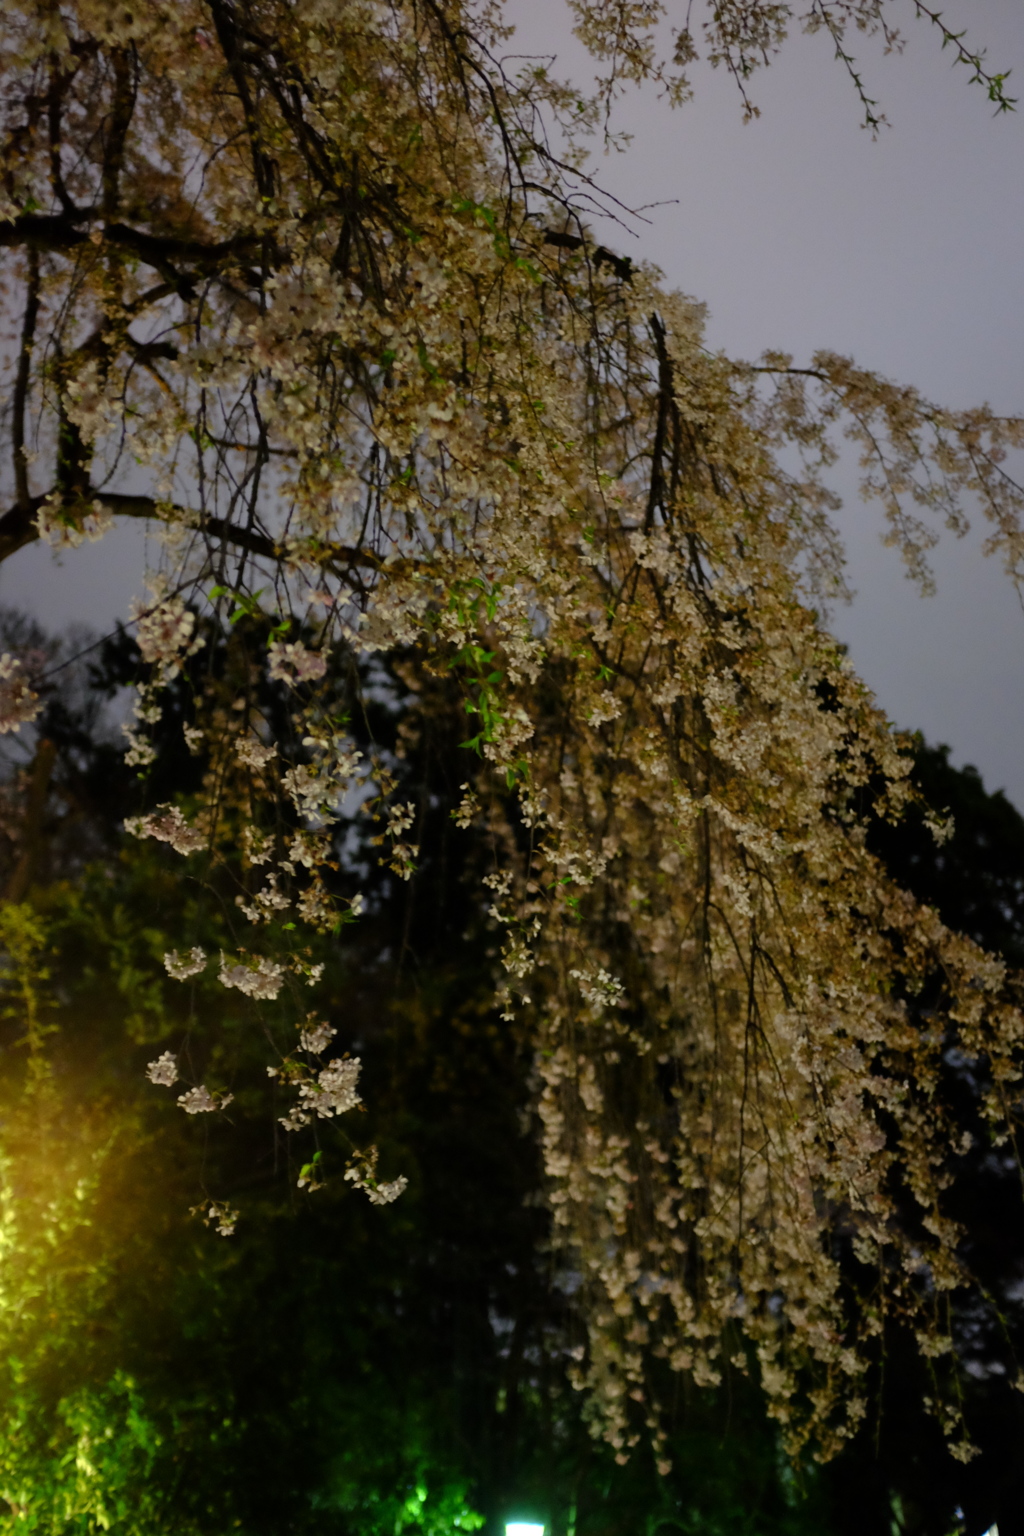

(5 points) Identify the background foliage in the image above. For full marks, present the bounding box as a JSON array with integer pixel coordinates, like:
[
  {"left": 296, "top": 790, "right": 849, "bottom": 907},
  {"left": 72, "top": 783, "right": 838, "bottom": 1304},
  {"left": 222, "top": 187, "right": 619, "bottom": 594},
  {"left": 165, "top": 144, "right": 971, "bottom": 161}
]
[{"left": 0, "top": 619, "right": 1020, "bottom": 1536}]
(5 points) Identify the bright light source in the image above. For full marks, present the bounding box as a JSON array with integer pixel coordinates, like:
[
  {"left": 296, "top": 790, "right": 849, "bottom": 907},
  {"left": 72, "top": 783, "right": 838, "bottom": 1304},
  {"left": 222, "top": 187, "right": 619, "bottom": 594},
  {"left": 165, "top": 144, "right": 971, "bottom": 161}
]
[{"left": 505, "top": 1522, "right": 544, "bottom": 1536}]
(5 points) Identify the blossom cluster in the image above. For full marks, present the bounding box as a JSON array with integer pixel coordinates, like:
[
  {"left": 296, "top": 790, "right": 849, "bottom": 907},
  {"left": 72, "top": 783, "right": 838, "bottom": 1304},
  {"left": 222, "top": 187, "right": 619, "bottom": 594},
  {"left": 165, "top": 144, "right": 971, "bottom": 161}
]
[
  {"left": 0, "top": 654, "right": 42, "bottom": 736},
  {"left": 267, "top": 640, "right": 328, "bottom": 686},
  {"left": 277, "top": 1055, "right": 362, "bottom": 1132},
  {"left": 344, "top": 1146, "right": 409, "bottom": 1206},
  {"left": 178, "top": 1084, "right": 233, "bottom": 1115},
  {"left": 164, "top": 947, "right": 207, "bottom": 981},
  {"left": 125, "top": 806, "right": 206, "bottom": 856},
  {"left": 146, "top": 1051, "right": 178, "bottom": 1087},
  {"left": 218, "top": 953, "right": 285, "bottom": 1001},
  {"left": 131, "top": 582, "right": 203, "bottom": 680}
]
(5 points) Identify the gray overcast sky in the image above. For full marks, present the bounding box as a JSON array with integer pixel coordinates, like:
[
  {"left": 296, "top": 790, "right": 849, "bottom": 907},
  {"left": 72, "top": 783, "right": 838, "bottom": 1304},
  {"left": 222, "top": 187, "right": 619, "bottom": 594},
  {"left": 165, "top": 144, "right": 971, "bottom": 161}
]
[{"left": 5, "top": 0, "right": 1023, "bottom": 802}]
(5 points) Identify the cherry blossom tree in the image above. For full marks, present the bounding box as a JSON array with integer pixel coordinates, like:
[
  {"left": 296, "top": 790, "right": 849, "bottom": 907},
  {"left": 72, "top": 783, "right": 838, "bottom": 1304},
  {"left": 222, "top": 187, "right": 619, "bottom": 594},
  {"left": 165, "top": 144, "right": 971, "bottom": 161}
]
[{"left": 1, "top": 0, "right": 1023, "bottom": 1467}]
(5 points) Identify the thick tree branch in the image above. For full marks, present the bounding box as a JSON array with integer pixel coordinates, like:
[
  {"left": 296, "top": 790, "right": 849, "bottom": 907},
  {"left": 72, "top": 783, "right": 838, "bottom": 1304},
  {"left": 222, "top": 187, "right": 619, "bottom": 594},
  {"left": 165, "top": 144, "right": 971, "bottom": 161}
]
[
  {"left": 0, "top": 213, "right": 263, "bottom": 288},
  {"left": 0, "top": 211, "right": 90, "bottom": 252},
  {"left": 47, "top": 59, "right": 79, "bottom": 218},
  {"left": 0, "top": 495, "right": 50, "bottom": 562},
  {"left": 101, "top": 48, "right": 138, "bottom": 219},
  {"left": 0, "top": 489, "right": 275, "bottom": 564},
  {"left": 12, "top": 247, "right": 40, "bottom": 512},
  {"left": 0, "top": 488, "right": 383, "bottom": 574},
  {"left": 543, "top": 229, "right": 633, "bottom": 282},
  {"left": 206, "top": 0, "right": 280, "bottom": 204}
]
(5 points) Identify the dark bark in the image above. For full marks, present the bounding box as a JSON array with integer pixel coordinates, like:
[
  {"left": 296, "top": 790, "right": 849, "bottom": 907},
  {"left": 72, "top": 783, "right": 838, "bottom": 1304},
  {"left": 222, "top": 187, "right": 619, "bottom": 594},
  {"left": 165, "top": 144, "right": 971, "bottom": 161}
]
[
  {"left": 12, "top": 248, "right": 40, "bottom": 513},
  {"left": 0, "top": 489, "right": 384, "bottom": 575}
]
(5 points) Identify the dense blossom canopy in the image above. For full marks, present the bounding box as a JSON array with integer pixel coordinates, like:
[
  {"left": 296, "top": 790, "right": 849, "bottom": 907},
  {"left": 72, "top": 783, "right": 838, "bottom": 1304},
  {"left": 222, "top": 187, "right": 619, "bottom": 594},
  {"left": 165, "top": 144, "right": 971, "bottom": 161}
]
[{"left": 1, "top": 0, "right": 1023, "bottom": 1467}]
